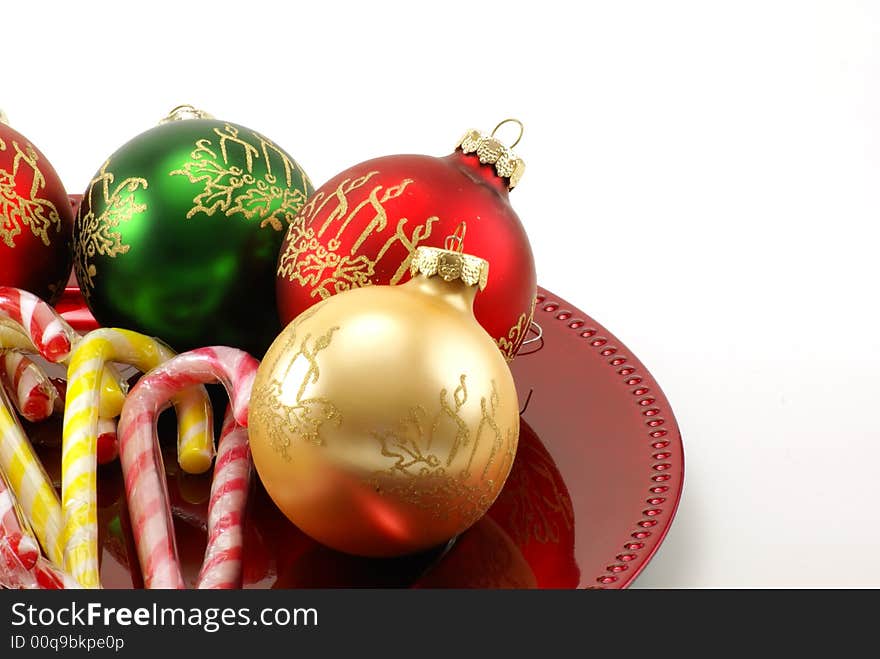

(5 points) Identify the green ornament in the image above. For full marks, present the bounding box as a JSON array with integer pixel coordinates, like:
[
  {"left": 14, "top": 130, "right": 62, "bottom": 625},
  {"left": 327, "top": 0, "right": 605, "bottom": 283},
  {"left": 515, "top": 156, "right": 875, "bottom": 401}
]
[{"left": 73, "top": 108, "right": 313, "bottom": 356}]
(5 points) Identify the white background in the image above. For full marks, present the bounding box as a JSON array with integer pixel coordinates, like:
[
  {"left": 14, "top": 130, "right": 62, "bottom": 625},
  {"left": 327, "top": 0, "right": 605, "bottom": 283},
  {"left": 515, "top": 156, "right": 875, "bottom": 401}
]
[{"left": 4, "top": 1, "right": 879, "bottom": 587}]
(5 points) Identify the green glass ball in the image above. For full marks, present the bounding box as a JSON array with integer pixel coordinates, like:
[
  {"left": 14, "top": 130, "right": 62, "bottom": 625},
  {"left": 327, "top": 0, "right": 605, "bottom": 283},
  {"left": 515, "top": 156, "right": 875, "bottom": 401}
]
[{"left": 73, "top": 119, "right": 312, "bottom": 356}]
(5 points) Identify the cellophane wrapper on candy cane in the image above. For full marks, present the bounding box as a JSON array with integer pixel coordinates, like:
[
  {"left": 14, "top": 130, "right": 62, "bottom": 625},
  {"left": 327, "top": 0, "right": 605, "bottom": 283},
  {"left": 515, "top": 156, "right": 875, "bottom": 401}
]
[
  {"left": 197, "top": 407, "right": 251, "bottom": 589},
  {"left": 0, "top": 462, "right": 73, "bottom": 589},
  {"left": 0, "top": 326, "right": 34, "bottom": 353},
  {"left": 0, "top": 286, "right": 129, "bottom": 462},
  {"left": 118, "top": 347, "right": 257, "bottom": 589},
  {"left": 0, "top": 371, "right": 64, "bottom": 565},
  {"left": 63, "top": 330, "right": 216, "bottom": 588},
  {"left": 0, "top": 465, "right": 40, "bottom": 588},
  {"left": 0, "top": 352, "right": 57, "bottom": 423}
]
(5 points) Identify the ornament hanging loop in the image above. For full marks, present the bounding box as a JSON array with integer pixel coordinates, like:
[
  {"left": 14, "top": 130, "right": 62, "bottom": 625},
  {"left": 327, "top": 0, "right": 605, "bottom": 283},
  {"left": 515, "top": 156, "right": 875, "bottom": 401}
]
[
  {"left": 516, "top": 321, "right": 544, "bottom": 358},
  {"left": 445, "top": 222, "right": 467, "bottom": 253},
  {"left": 0, "top": 109, "right": 8, "bottom": 126},
  {"left": 491, "top": 118, "right": 524, "bottom": 149},
  {"left": 159, "top": 104, "right": 215, "bottom": 124},
  {"left": 521, "top": 320, "right": 543, "bottom": 346}
]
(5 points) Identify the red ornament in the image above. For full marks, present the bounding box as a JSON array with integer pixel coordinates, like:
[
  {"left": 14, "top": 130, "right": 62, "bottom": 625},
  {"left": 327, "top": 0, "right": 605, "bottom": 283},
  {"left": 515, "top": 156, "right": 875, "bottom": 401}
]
[
  {"left": 275, "top": 121, "right": 537, "bottom": 360},
  {"left": 0, "top": 118, "right": 73, "bottom": 304}
]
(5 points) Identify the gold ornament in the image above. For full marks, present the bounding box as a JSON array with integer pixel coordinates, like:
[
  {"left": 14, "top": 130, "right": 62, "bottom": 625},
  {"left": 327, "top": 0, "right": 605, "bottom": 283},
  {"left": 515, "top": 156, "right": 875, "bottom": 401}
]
[{"left": 249, "top": 236, "right": 520, "bottom": 557}]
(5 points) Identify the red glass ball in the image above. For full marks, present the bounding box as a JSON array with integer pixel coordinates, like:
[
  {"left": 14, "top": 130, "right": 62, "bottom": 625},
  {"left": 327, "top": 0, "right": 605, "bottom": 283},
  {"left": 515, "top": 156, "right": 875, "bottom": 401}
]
[
  {"left": 0, "top": 123, "right": 73, "bottom": 304},
  {"left": 276, "top": 149, "right": 537, "bottom": 360}
]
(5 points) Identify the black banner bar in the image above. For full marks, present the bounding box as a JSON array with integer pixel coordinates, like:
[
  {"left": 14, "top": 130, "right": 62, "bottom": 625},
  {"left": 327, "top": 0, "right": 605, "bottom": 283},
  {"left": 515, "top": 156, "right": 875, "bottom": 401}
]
[{"left": 0, "top": 589, "right": 867, "bottom": 655}]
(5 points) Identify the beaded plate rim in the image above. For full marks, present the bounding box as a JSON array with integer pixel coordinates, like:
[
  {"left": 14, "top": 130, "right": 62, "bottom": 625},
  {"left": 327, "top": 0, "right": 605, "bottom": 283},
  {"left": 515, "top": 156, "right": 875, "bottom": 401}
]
[{"left": 532, "top": 286, "right": 684, "bottom": 589}]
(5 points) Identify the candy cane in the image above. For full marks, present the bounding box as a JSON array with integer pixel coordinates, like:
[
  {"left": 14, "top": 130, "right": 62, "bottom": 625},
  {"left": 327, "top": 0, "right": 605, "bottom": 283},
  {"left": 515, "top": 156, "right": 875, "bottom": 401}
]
[
  {"left": 2, "top": 554, "right": 79, "bottom": 589},
  {"left": 0, "top": 351, "right": 121, "bottom": 462},
  {"left": 0, "top": 287, "right": 127, "bottom": 419},
  {"left": 96, "top": 418, "right": 119, "bottom": 466},
  {"left": 0, "top": 538, "right": 36, "bottom": 588},
  {"left": 0, "top": 289, "right": 212, "bottom": 586},
  {"left": 196, "top": 407, "right": 251, "bottom": 589},
  {"left": 118, "top": 347, "right": 257, "bottom": 589},
  {"left": 0, "top": 290, "right": 170, "bottom": 472},
  {"left": 32, "top": 557, "right": 79, "bottom": 589},
  {"left": 43, "top": 379, "right": 119, "bottom": 467},
  {"left": 0, "top": 352, "right": 58, "bottom": 423},
  {"left": 0, "top": 289, "right": 129, "bottom": 563},
  {"left": 0, "top": 287, "right": 73, "bottom": 363},
  {"left": 62, "top": 330, "right": 215, "bottom": 588},
  {"left": 0, "top": 286, "right": 125, "bottom": 464},
  {"left": 0, "top": 374, "right": 64, "bottom": 564},
  {"left": 0, "top": 469, "right": 39, "bottom": 574}
]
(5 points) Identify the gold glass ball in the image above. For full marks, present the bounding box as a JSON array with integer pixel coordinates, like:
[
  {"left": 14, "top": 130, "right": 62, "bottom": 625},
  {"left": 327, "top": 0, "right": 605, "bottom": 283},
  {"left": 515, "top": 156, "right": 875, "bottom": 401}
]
[{"left": 248, "top": 274, "right": 520, "bottom": 557}]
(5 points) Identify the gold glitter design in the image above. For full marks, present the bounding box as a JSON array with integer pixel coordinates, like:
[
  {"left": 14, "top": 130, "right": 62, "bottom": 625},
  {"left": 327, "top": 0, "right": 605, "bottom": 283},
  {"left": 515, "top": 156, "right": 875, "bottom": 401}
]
[
  {"left": 0, "top": 138, "right": 63, "bottom": 248},
  {"left": 370, "top": 377, "right": 517, "bottom": 524},
  {"left": 169, "top": 124, "right": 310, "bottom": 231},
  {"left": 74, "top": 161, "right": 148, "bottom": 298},
  {"left": 498, "top": 313, "right": 529, "bottom": 361},
  {"left": 250, "top": 309, "right": 342, "bottom": 460},
  {"left": 277, "top": 171, "right": 439, "bottom": 299},
  {"left": 497, "top": 294, "right": 537, "bottom": 362}
]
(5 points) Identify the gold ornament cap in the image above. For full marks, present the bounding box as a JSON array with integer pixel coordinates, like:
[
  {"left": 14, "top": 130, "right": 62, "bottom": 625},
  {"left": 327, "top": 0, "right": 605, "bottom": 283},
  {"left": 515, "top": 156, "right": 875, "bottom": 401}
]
[
  {"left": 456, "top": 118, "right": 526, "bottom": 189},
  {"left": 410, "top": 224, "right": 489, "bottom": 290},
  {"left": 0, "top": 109, "right": 8, "bottom": 126},
  {"left": 159, "top": 104, "right": 215, "bottom": 124}
]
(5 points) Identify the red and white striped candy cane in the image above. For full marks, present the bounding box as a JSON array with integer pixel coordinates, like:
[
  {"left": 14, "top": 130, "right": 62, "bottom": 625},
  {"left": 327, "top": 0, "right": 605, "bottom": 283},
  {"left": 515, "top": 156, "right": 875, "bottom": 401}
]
[
  {"left": 0, "top": 368, "right": 63, "bottom": 564},
  {"left": 118, "top": 347, "right": 257, "bottom": 589},
  {"left": 0, "top": 288, "right": 124, "bottom": 564},
  {"left": 1, "top": 554, "right": 78, "bottom": 589},
  {"left": 0, "top": 351, "right": 58, "bottom": 423},
  {"left": 0, "top": 469, "right": 39, "bottom": 575},
  {"left": 0, "top": 286, "right": 127, "bottom": 415},
  {"left": 32, "top": 557, "right": 78, "bottom": 589},
  {"left": 0, "top": 285, "right": 126, "bottom": 424},
  {"left": 0, "top": 287, "right": 75, "bottom": 363},
  {"left": 0, "top": 538, "right": 35, "bottom": 588},
  {"left": 0, "top": 467, "right": 72, "bottom": 590},
  {"left": 0, "top": 286, "right": 127, "bottom": 476},
  {"left": 197, "top": 407, "right": 250, "bottom": 589}
]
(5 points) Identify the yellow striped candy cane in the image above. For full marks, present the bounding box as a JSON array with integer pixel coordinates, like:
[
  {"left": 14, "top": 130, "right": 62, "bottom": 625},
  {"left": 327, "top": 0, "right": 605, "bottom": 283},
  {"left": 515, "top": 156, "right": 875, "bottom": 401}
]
[
  {"left": 62, "top": 329, "right": 213, "bottom": 588},
  {"left": 0, "top": 293, "right": 76, "bottom": 565},
  {"left": 0, "top": 318, "right": 125, "bottom": 420},
  {"left": 0, "top": 288, "right": 127, "bottom": 570},
  {"left": 0, "top": 382, "right": 64, "bottom": 565}
]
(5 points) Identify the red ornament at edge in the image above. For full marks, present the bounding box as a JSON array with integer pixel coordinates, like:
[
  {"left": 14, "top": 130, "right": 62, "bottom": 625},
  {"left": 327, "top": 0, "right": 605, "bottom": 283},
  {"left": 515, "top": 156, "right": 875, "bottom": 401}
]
[{"left": 0, "top": 122, "right": 73, "bottom": 305}]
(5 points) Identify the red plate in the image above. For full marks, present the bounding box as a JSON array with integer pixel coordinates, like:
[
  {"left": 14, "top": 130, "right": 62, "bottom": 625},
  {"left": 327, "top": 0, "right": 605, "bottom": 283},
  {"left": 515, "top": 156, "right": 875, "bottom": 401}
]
[{"left": 37, "top": 286, "right": 682, "bottom": 589}]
